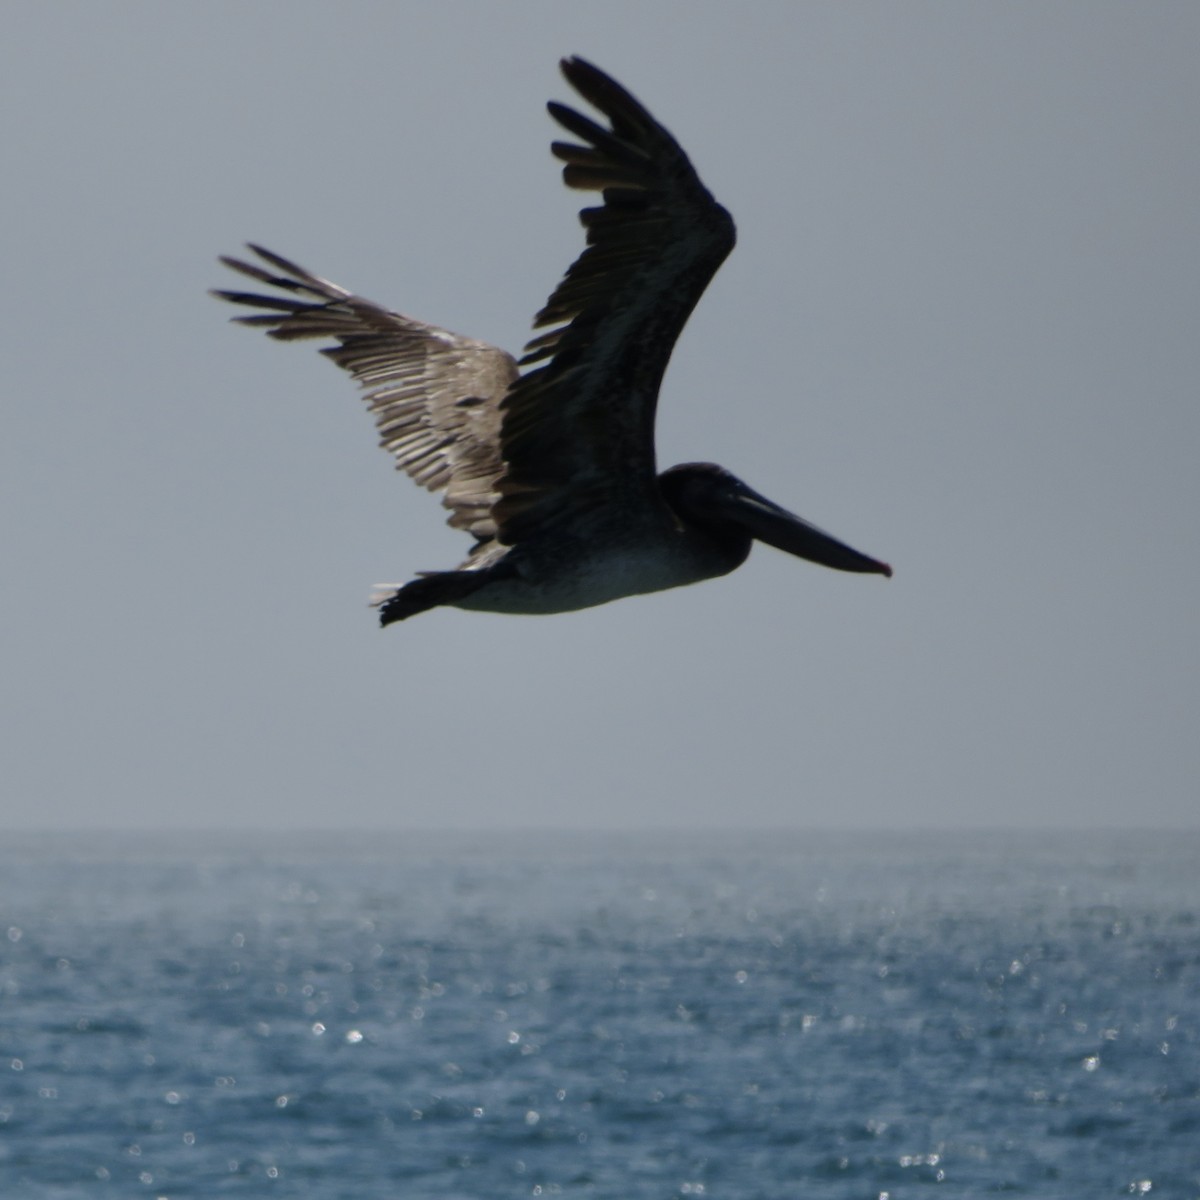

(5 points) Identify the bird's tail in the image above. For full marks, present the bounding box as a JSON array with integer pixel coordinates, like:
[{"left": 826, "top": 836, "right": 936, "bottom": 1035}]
[{"left": 371, "top": 572, "right": 490, "bottom": 626}]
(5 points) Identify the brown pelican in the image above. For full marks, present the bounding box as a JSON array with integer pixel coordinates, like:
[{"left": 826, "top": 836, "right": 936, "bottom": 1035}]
[{"left": 214, "top": 58, "right": 891, "bottom": 625}]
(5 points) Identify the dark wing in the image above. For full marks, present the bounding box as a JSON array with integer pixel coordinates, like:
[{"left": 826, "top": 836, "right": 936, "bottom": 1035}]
[
  {"left": 213, "top": 245, "right": 517, "bottom": 540},
  {"left": 492, "top": 57, "right": 736, "bottom": 544}
]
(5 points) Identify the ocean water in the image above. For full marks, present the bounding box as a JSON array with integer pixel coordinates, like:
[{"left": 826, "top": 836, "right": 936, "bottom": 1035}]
[{"left": 0, "top": 830, "right": 1197, "bottom": 1199}]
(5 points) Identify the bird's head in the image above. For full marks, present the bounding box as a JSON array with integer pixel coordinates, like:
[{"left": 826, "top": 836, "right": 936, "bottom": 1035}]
[{"left": 659, "top": 463, "right": 892, "bottom": 577}]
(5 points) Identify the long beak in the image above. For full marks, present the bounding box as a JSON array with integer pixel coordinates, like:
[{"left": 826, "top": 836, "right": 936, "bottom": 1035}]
[{"left": 720, "top": 484, "right": 892, "bottom": 577}]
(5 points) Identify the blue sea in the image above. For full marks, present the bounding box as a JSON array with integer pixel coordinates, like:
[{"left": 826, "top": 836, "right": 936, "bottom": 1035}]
[{"left": 0, "top": 830, "right": 1197, "bottom": 1199}]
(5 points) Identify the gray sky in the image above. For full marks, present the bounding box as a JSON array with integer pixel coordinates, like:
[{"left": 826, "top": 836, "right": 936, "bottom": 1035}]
[{"left": 3, "top": 2, "right": 1197, "bottom": 832}]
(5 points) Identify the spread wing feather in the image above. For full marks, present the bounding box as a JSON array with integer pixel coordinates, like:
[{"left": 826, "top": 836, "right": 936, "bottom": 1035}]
[
  {"left": 212, "top": 246, "right": 516, "bottom": 540},
  {"left": 492, "top": 57, "right": 736, "bottom": 543},
  {"left": 213, "top": 58, "right": 733, "bottom": 555}
]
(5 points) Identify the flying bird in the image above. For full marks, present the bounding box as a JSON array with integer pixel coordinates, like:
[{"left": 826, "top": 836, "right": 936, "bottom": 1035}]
[{"left": 214, "top": 57, "right": 891, "bottom": 625}]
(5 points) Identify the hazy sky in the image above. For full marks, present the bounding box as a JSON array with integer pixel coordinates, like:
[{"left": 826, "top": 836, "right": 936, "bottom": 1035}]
[{"left": 3, "top": 2, "right": 1197, "bottom": 832}]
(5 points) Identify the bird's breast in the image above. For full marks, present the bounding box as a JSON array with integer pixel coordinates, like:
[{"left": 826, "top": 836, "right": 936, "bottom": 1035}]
[{"left": 452, "top": 530, "right": 740, "bottom": 615}]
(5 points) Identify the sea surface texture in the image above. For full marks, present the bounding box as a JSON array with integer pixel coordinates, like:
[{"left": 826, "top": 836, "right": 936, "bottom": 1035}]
[{"left": 0, "top": 830, "right": 1197, "bottom": 1199}]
